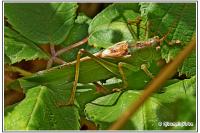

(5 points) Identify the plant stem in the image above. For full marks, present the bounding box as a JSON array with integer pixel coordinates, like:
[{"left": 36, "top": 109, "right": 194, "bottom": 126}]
[
  {"left": 55, "top": 37, "right": 88, "bottom": 56},
  {"left": 46, "top": 57, "right": 66, "bottom": 69},
  {"left": 108, "top": 35, "right": 196, "bottom": 130},
  {"left": 5, "top": 65, "right": 33, "bottom": 76},
  {"left": 54, "top": 57, "right": 66, "bottom": 64},
  {"left": 46, "top": 58, "right": 53, "bottom": 69},
  {"left": 46, "top": 45, "right": 56, "bottom": 69},
  {"left": 46, "top": 37, "right": 88, "bottom": 69}
]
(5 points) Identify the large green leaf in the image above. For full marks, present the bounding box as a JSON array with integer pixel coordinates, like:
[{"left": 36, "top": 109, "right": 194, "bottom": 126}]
[
  {"left": 4, "top": 27, "right": 49, "bottom": 64},
  {"left": 89, "top": 3, "right": 140, "bottom": 33},
  {"left": 5, "top": 3, "right": 78, "bottom": 45},
  {"left": 88, "top": 3, "right": 143, "bottom": 48},
  {"left": 85, "top": 90, "right": 172, "bottom": 130},
  {"left": 154, "top": 76, "right": 196, "bottom": 130},
  {"left": 88, "top": 22, "right": 135, "bottom": 48},
  {"left": 154, "top": 76, "right": 196, "bottom": 103},
  {"left": 178, "top": 50, "right": 196, "bottom": 77},
  {"left": 4, "top": 85, "right": 80, "bottom": 130},
  {"left": 85, "top": 76, "right": 196, "bottom": 130}
]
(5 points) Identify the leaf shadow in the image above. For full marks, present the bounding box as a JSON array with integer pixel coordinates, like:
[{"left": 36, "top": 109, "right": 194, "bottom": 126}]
[{"left": 90, "top": 91, "right": 125, "bottom": 107}]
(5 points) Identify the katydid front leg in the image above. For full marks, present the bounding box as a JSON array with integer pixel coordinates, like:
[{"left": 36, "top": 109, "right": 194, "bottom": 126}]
[
  {"left": 67, "top": 50, "right": 81, "bottom": 105},
  {"left": 57, "top": 50, "right": 82, "bottom": 106}
]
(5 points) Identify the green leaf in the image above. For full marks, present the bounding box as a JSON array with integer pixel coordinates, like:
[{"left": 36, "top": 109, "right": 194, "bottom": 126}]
[
  {"left": 178, "top": 50, "right": 196, "bottom": 77},
  {"left": 85, "top": 90, "right": 171, "bottom": 130},
  {"left": 4, "top": 27, "right": 49, "bottom": 64},
  {"left": 5, "top": 85, "right": 80, "bottom": 130},
  {"left": 88, "top": 22, "right": 135, "bottom": 48},
  {"left": 154, "top": 76, "right": 196, "bottom": 103},
  {"left": 75, "top": 12, "right": 92, "bottom": 25},
  {"left": 85, "top": 76, "right": 196, "bottom": 130},
  {"left": 76, "top": 80, "right": 130, "bottom": 117},
  {"left": 88, "top": 3, "right": 143, "bottom": 48},
  {"left": 76, "top": 84, "right": 104, "bottom": 116},
  {"left": 89, "top": 3, "right": 140, "bottom": 33},
  {"left": 4, "top": 54, "right": 11, "bottom": 64},
  {"left": 154, "top": 76, "right": 196, "bottom": 130},
  {"left": 5, "top": 3, "right": 78, "bottom": 45}
]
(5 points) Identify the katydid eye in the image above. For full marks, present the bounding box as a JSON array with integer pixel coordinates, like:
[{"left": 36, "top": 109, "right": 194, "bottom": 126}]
[{"left": 111, "top": 49, "right": 116, "bottom": 52}]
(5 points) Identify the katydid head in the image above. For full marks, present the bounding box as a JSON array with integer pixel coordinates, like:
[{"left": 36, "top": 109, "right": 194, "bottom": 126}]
[
  {"left": 146, "top": 36, "right": 161, "bottom": 47},
  {"left": 101, "top": 41, "right": 129, "bottom": 58}
]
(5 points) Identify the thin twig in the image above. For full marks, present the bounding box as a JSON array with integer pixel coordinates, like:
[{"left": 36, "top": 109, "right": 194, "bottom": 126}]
[
  {"left": 46, "top": 58, "right": 54, "bottom": 69},
  {"left": 46, "top": 45, "right": 56, "bottom": 69},
  {"left": 46, "top": 37, "right": 88, "bottom": 69},
  {"left": 50, "top": 45, "right": 56, "bottom": 56},
  {"left": 108, "top": 36, "right": 196, "bottom": 130},
  {"left": 54, "top": 57, "right": 66, "bottom": 64},
  {"left": 46, "top": 57, "right": 66, "bottom": 69},
  {"left": 55, "top": 37, "right": 88, "bottom": 56},
  {"left": 5, "top": 65, "right": 33, "bottom": 76}
]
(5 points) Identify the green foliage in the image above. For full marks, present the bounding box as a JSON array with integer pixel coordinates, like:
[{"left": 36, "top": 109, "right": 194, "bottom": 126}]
[
  {"left": 178, "top": 50, "right": 196, "bottom": 77},
  {"left": 5, "top": 85, "right": 80, "bottom": 130},
  {"left": 4, "top": 3, "right": 196, "bottom": 130},
  {"left": 89, "top": 22, "right": 135, "bottom": 48},
  {"left": 89, "top": 3, "right": 140, "bottom": 33},
  {"left": 154, "top": 76, "right": 196, "bottom": 130},
  {"left": 4, "top": 27, "right": 49, "bottom": 64},
  {"left": 5, "top": 3, "right": 78, "bottom": 45},
  {"left": 85, "top": 76, "right": 196, "bottom": 130},
  {"left": 88, "top": 3, "right": 142, "bottom": 48}
]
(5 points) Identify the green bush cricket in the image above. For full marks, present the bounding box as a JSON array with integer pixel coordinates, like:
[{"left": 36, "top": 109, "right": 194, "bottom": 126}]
[{"left": 60, "top": 30, "right": 176, "bottom": 106}]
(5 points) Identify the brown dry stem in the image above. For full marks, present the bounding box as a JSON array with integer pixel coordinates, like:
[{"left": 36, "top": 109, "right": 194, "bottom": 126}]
[{"left": 5, "top": 65, "right": 33, "bottom": 76}]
